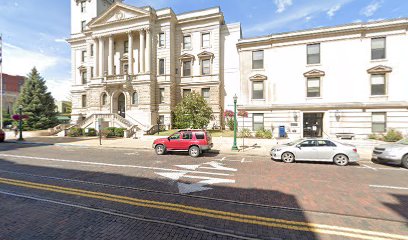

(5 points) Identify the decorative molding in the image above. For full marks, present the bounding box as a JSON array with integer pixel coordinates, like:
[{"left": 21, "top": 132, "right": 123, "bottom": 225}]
[
  {"left": 303, "top": 69, "right": 325, "bottom": 77},
  {"left": 249, "top": 74, "right": 268, "bottom": 81},
  {"left": 197, "top": 51, "right": 214, "bottom": 60},
  {"left": 179, "top": 53, "right": 195, "bottom": 63},
  {"left": 78, "top": 65, "right": 87, "bottom": 72},
  {"left": 367, "top": 65, "right": 392, "bottom": 74}
]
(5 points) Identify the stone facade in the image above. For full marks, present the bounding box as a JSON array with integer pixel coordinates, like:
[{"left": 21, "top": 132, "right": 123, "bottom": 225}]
[{"left": 68, "top": 0, "right": 241, "bottom": 131}]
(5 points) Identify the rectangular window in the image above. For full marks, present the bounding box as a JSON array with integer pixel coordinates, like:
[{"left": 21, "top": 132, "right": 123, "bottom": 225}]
[
  {"left": 372, "top": 112, "right": 386, "bottom": 133},
  {"left": 81, "top": 50, "right": 86, "bottom": 62},
  {"left": 82, "top": 95, "right": 87, "bottom": 108},
  {"left": 307, "top": 43, "right": 320, "bottom": 64},
  {"left": 91, "top": 67, "right": 94, "bottom": 78},
  {"left": 159, "top": 32, "right": 165, "bottom": 47},
  {"left": 183, "top": 89, "right": 191, "bottom": 98},
  {"left": 124, "top": 41, "right": 129, "bottom": 53},
  {"left": 372, "top": 37, "right": 386, "bottom": 60},
  {"left": 183, "top": 35, "right": 191, "bottom": 49},
  {"left": 183, "top": 61, "right": 191, "bottom": 77},
  {"left": 80, "top": 1, "right": 86, "bottom": 13},
  {"left": 159, "top": 59, "right": 165, "bottom": 75},
  {"left": 202, "top": 33, "right": 210, "bottom": 48},
  {"left": 160, "top": 88, "right": 165, "bottom": 103},
  {"left": 81, "top": 21, "right": 86, "bottom": 32},
  {"left": 90, "top": 44, "right": 94, "bottom": 56},
  {"left": 159, "top": 115, "right": 165, "bottom": 125},
  {"left": 371, "top": 74, "right": 386, "bottom": 96},
  {"left": 81, "top": 71, "right": 87, "bottom": 85},
  {"left": 252, "top": 50, "right": 264, "bottom": 69},
  {"left": 253, "top": 113, "right": 264, "bottom": 131},
  {"left": 252, "top": 81, "right": 264, "bottom": 99},
  {"left": 202, "top": 88, "right": 210, "bottom": 102},
  {"left": 201, "top": 59, "right": 210, "bottom": 75},
  {"left": 307, "top": 77, "right": 320, "bottom": 97}
]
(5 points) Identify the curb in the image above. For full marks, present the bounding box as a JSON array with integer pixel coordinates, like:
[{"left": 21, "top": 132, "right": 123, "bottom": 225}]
[{"left": 3, "top": 140, "right": 269, "bottom": 157}]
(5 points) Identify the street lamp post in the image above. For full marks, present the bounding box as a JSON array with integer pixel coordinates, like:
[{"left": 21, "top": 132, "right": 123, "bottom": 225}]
[
  {"left": 18, "top": 105, "right": 23, "bottom": 141},
  {"left": 231, "top": 94, "right": 238, "bottom": 151}
]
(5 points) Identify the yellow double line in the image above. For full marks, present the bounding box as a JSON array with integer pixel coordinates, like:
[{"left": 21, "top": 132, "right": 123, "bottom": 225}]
[{"left": 0, "top": 177, "right": 406, "bottom": 240}]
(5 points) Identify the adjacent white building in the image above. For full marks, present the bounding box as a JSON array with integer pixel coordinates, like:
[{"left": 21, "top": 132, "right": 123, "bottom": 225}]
[
  {"left": 68, "top": 0, "right": 241, "bottom": 136},
  {"left": 237, "top": 19, "right": 408, "bottom": 139}
]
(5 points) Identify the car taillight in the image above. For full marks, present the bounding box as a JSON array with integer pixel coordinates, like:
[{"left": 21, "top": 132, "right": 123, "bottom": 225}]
[{"left": 353, "top": 148, "right": 357, "bottom": 153}]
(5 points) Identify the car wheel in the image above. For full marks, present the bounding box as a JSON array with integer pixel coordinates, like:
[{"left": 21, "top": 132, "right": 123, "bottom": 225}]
[
  {"left": 189, "top": 146, "right": 200, "bottom": 158},
  {"left": 334, "top": 154, "right": 349, "bottom": 166},
  {"left": 281, "top": 152, "right": 295, "bottom": 163},
  {"left": 155, "top": 145, "right": 166, "bottom": 155},
  {"left": 402, "top": 154, "right": 408, "bottom": 169}
]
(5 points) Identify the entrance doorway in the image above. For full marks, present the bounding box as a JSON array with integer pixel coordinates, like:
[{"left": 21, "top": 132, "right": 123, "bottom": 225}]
[
  {"left": 118, "top": 93, "right": 126, "bottom": 118},
  {"left": 303, "top": 113, "right": 324, "bottom": 137}
]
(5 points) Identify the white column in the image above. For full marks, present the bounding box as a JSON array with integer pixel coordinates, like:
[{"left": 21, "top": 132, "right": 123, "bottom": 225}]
[
  {"left": 128, "top": 31, "right": 134, "bottom": 75},
  {"left": 94, "top": 38, "right": 99, "bottom": 77},
  {"left": 145, "top": 29, "right": 151, "bottom": 73},
  {"left": 139, "top": 29, "right": 145, "bottom": 73},
  {"left": 108, "top": 35, "right": 114, "bottom": 75},
  {"left": 86, "top": 42, "right": 92, "bottom": 80},
  {"left": 98, "top": 37, "right": 105, "bottom": 77}
]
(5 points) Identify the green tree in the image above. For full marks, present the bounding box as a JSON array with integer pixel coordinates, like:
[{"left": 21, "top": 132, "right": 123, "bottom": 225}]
[
  {"left": 14, "top": 67, "right": 58, "bottom": 130},
  {"left": 173, "top": 92, "right": 213, "bottom": 129}
]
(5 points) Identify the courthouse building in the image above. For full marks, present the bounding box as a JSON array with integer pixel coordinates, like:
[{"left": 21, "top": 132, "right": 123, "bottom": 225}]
[
  {"left": 1, "top": 74, "right": 25, "bottom": 114},
  {"left": 68, "top": 0, "right": 241, "bottom": 136},
  {"left": 237, "top": 18, "right": 408, "bottom": 139}
]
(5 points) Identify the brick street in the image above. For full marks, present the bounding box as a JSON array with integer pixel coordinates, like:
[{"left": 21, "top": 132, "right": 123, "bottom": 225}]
[{"left": 0, "top": 143, "right": 407, "bottom": 240}]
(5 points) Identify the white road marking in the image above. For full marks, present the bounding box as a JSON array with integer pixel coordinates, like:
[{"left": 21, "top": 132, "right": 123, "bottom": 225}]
[
  {"left": 241, "top": 158, "right": 245, "bottom": 163},
  {"left": 177, "top": 183, "right": 212, "bottom": 194},
  {"left": 175, "top": 164, "right": 201, "bottom": 171},
  {"left": 183, "top": 175, "right": 235, "bottom": 185},
  {"left": 200, "top": 162, "right": 237, "bottom": 172},
  {"left": 362, "top": 164, "right": 378, "bottom": 171},
  {"left": 369, "top": 185, "right": 408, "bottom": 191},
  {"left": 155, "top": 172, "right": 189, "bottom": 181},
  {"left": 124, "top": 153, "right": 138, "bottom": 156},
  {"left": 0, "top": 154, "right": 230, "bottom": 177}
]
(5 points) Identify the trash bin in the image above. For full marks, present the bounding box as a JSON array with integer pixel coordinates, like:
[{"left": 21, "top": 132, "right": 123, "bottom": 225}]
[{"left": 279, "top": 126, "right": 286, "bottom": 138}]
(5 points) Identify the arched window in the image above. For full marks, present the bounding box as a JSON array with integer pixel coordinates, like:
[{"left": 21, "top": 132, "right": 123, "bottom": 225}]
[
  {"left": 132, "top": 92, "right": 139, "bottom": 106},
  {"left": 102, "top": 93, "right": 108, "bottom": 106}
]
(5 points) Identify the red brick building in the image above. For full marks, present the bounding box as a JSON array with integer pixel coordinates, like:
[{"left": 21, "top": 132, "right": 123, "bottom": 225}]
[{"left": 1, "top": 73, "right": 25, "bottom": 114}]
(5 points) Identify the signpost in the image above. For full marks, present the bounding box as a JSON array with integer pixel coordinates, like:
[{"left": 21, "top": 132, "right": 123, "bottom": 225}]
[{"left": 98, "top": 118, "right": 102, "bottom": 145}]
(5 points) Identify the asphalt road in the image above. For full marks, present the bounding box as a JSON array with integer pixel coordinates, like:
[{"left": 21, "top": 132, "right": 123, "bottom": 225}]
[{"left": 0, "top": 142, "right": 407, "bottom": 240}]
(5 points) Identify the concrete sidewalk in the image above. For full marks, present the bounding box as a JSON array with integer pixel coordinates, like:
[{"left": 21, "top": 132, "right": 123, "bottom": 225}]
[{"left": 3, "top": 131, "right": 383, "bottom": 159}]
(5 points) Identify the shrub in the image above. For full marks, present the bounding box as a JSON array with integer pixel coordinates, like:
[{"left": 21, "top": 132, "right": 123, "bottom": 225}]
[
  {"left": 383, "top": 129, "right": 403, "bottom": 142},
  {"left": 103, "top": 127, "right": 117, "bottom": 138},
  {"left": 84, "top": 128, "right": 97, "bottom": 137},
  {"left": 226, "top": 118, "right": 234, "bottom": 131},
  {"left": 114, "top": 128, "right": 126, "bottom": 137},
  {"left": 255, "top": 129, "right": 273, "bottom": 139},
  {"left": 368, "top": 134, "right": 377, "bottom": 140},
  {"left": 68, "top": 127, "right": 83, "bottom": 137},
  {"left": 240, "top": 128, "right": 252, "bottom": 138}
]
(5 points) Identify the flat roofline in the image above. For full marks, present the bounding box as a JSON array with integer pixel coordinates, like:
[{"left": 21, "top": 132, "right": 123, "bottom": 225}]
[
  {"left": 176, "top": 6, "right": 221, "bottom": 17},
  {"left": 240, "top": 17, "right": 408, "bottom": 43}
]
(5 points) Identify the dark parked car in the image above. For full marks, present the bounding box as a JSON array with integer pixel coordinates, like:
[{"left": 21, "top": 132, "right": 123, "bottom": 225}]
[
  {"left": 0, "top": 129, "right": 5, "bottom": 142},
  {"left": 153, "top": 130, "right": 213, "bottom": 157}
]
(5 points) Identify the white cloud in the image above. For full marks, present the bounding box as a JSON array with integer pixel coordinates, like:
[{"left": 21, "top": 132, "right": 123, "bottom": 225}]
[
  {"left": 327, "top": 4, "right": 341, "bottom": 17},
  {"left": 360, "top": 0, "right": 383, "bottom": 17},
  {"left": 2, "top": 43, "right": 59, "bottom": 76},
  {"left": 54, "top": 38, "right": 67, "bottom": 43},
  {"left": 246, "top": 0, "right": 355, "bottom": 35},
  {"left": 46, "top": 78, "right": 71, "bottom": 101},
  {"left": 305, "top": 16, "right": 312, "bottom": 22},
  {"left": 274, "top": 0, "right": 293, "bottom": 13}
]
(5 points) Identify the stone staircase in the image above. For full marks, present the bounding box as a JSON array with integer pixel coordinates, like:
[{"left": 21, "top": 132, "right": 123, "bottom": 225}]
[{"left": 70, "top": 113, "right": 147, "bottom": 138}]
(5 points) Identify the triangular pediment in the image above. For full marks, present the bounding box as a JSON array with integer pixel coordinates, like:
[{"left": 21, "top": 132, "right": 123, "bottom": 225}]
[
  {"left": 249, "top": 74, "right": 267, "bottom": 81},
  {"left": 89, "top": 3, "right": 150, "bottom": 27},
  {"left": 303, "top": 69, "right": 325, "bottom": 77},
  {"left": 179, "top": 53, "right": 195, "bottom": 61},
  {"left": 367, "top": 65, "right": 392, "bottom": 74},
  {"left": 197, "top": 51, "right": 215, "bottom": 59}
]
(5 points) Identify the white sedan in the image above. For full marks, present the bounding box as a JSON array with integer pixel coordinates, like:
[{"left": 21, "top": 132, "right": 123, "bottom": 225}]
[{"left": 270, "top": 138, "right": 360, "bottom": 166}]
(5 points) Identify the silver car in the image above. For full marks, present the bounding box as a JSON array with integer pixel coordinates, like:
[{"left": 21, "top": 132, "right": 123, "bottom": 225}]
[
  {"left": 270, "top": 138, "right": 359, "bottom": 166},
  {"left": 372, "top": 139, "right": 408, "bottom": 168}
]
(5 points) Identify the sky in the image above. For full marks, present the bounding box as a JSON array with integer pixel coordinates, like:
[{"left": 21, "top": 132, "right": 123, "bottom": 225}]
[{"left": 0, "top": 0, "right": 407, "bottom": 101}]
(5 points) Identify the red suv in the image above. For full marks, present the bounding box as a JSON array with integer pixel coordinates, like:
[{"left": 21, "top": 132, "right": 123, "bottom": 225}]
[
  {"left": 0, "top": 129, "right": 5, "bottom": 142},
  {"left": 153, "top": 130, "right": 213, "bottom": 157}
]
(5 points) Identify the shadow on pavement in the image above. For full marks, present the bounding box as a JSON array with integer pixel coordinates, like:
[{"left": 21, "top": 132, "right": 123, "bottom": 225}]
[{"left": 0, "top": 157, "right": 317, "bottom": 240}]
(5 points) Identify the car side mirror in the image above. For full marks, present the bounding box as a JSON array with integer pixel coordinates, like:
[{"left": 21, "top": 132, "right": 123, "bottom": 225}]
[
  {"left": 167, "top": 137, "right": 171, "bottom": 141},
  {"left": 296, "top": 145, "right": 301, "bottom": 149}
]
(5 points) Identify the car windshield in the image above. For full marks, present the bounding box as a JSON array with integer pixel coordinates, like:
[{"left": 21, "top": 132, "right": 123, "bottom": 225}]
[
  {"left": 396, "top": 139, "right": 408, "bottom": 145},
  {"left": 285, "top": 139, "right": 303, "bottom": 146}
]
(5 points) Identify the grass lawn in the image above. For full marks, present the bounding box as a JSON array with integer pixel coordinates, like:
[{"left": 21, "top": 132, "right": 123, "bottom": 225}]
[{"left": 153, "top": 129, "right": 235, "bottom": 137}]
